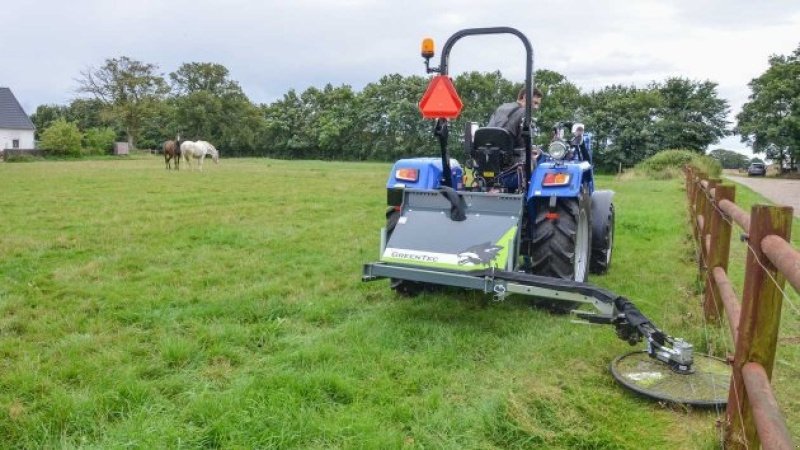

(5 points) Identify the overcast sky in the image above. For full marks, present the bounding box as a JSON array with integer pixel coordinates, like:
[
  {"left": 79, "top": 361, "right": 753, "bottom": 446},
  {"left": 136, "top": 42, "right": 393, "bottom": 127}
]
[{"left": 2, "top": 0, "right": 799, "bottom": 155}]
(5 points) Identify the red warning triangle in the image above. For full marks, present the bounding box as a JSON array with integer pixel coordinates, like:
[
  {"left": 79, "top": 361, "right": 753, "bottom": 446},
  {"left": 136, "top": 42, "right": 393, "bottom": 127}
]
[{"left": 419, "top": 75, "right": 463, "bottom": 119}]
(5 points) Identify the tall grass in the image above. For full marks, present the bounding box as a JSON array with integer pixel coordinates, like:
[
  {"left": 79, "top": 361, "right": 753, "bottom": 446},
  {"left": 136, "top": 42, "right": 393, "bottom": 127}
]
[
  {"left": 635, "top": 149, "right": 722, "bottom": 179},
  {"left": 0, "top": 157, "right": 796, "bottom": 448}
]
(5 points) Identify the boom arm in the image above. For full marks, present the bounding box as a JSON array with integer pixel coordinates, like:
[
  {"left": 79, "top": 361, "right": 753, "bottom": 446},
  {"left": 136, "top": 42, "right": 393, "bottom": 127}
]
[{"left": 363, "top": 261, "right": 695, "bottom": 373}]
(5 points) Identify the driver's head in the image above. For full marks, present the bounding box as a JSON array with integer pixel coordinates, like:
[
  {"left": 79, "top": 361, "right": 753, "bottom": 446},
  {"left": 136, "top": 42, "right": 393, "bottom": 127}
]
[
  {"left": 517, "top": 87, "right": 543, "bottom": 110},
  {"left": 572, "top": 123, "right": 584, "bottom": 135}
]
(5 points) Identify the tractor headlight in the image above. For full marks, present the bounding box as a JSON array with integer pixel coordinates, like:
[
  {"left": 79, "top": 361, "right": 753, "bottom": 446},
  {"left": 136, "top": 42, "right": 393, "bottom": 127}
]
[{"left": 548, "top": 141, "right": 568, "bottom": 160}]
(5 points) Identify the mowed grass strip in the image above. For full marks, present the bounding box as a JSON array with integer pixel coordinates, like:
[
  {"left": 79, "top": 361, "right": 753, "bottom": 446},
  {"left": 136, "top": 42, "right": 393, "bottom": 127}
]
[{"left": 0, "top": 157, "right": 795, "bottom": 448}]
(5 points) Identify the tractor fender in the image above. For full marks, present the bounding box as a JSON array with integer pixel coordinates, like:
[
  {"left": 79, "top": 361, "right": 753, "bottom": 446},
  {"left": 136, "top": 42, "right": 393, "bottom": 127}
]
[
  {"left": 527, "top": 161, "right": 592, "bottom": 200},
  {"left": 590, "top": 190, "right": 615, "bottom": 245},
  {"left": 386, "top": 158, "right": 464, "bottom": 207},
  {"left": 386, "top": 157, "right": 463, "bottom": 190}
]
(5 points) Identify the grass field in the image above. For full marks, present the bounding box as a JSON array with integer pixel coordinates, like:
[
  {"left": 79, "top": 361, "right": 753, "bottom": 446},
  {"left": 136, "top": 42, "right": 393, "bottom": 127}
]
[{"left": 0, "top": 157, "right": 797, "bottom": 449}]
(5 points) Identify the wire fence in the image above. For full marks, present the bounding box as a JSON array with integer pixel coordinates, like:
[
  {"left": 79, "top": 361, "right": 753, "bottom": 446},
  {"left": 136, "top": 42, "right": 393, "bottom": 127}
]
[{"left": 685, "top": 166, "right": 797, "bottom": 450}]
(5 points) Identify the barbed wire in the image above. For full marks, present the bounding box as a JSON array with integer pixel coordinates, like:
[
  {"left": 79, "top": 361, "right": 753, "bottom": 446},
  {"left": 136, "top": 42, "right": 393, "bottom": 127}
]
[
  {"left": 696, "top": 233, "right": 744, "bottom": 448},
  {"left": 743, "top": 243, "right": 800, "bottom": 316},
  {"left": 687, "top": 174, "right": 798, "bottom": 446},
  {"left": 704, "top": 191, "right": 800, "bottom": 318},
  {"left": 688, "top": 176, "right": 800, "bottom": 448}
]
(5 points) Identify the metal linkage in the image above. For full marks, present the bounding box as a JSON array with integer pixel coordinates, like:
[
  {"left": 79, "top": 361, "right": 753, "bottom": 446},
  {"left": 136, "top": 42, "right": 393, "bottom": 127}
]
[
  {"left": 609, "top": 297, "right": 694, "bottom": 373},
  {"left": 363, "top": 262, "right": 695, "bottom": 372}
]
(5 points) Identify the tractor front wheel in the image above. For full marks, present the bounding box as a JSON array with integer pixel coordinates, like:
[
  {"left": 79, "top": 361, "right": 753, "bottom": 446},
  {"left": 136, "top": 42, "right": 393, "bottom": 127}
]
[{"left": 590, "top": 202, "right": 614, "bottom": 274}]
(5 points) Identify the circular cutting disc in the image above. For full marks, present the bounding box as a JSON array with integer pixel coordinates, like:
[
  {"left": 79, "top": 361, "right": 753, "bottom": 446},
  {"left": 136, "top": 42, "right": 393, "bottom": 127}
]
[{"left": 610, "top": 351, "right": 731, "bottom": 407}]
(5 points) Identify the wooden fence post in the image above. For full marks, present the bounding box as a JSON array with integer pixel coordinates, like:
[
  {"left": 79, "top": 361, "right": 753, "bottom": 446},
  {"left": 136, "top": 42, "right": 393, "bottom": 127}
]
[
  {"left": 725, "top": 205, "right": 793, "bottom": 449},
  {"left": 703, "top": 184, "right": 735, "bottom": 322},
  {"left": 693, "top": 172, "right": 707, "bottom": 263},
  {"left": 700, "top": 179, "right": 720, "bottom": 264}
]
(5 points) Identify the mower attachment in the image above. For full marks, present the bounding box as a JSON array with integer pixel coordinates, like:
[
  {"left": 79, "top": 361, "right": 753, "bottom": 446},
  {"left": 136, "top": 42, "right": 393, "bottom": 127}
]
[{"left": 380, "top": 188, "right": 523, "bottom": 272}]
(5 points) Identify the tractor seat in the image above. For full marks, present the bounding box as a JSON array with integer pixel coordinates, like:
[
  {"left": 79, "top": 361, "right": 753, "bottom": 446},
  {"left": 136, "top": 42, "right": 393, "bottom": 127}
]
[
  {"left": 472, "top": 127, "right": 514, "bottom": 153},
  {"left": 470, "top": 127, "right": 516, "bottom": 177}
]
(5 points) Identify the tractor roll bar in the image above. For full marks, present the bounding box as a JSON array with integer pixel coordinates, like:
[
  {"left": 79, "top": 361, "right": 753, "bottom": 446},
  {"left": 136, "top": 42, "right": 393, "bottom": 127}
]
[{"left": 438, "top": 27, "right": 535, "bottom": 186}]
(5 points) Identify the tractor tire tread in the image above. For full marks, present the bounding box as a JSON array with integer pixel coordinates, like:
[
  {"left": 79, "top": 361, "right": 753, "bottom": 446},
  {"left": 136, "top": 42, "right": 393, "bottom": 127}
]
[{"left": 589, "top": 204, "right": 614, "bottom": 275}]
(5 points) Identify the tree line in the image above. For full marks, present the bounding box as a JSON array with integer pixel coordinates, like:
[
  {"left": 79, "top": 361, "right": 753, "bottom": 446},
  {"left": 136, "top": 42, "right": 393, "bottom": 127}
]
[
  {"left": 736, "top": 44, "right": 800, "bottom": 171},
  {"left": 29, "top": 43, "right": 799, "bottom": 171}
]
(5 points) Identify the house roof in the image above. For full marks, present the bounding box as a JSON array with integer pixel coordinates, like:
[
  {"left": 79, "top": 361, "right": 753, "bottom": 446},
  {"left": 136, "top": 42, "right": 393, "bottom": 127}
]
[{"left": 0, "top": 87, "right": 36, "bottom": 130}]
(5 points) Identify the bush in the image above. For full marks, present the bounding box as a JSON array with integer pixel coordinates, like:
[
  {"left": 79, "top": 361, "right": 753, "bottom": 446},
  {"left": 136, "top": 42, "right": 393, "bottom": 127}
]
[
  {"left": 83, "top": 127, "right": 117, "bottom": 155},
  {"left": 39, "top": 118, "right": 83, "bottom": 157},
  {"left": 635, "top": 149, "right": 721, "bottom": 179},
  {"left": 3, "top": 153, "right": 42, "bottom": 163}
]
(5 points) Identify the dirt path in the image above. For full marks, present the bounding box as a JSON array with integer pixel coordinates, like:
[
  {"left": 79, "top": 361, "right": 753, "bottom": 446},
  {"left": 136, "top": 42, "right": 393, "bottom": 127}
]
[{"left": 725, "top": 174, "right": 800, "bottom": 217}]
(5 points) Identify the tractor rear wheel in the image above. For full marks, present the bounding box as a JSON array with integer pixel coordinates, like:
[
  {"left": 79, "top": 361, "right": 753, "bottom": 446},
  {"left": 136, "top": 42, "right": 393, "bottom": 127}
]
[
  {"left": 530, "top": 195, "right": 591, "bottom": 312},
  {"left": 386, "top": 209, "right": 424, "bottom": 297}
]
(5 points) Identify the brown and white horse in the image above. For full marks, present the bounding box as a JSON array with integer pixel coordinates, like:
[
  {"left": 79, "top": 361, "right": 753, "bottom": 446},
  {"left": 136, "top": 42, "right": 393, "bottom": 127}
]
[{"left": 163, "top": 140, "right": 181, "bottom": 170}]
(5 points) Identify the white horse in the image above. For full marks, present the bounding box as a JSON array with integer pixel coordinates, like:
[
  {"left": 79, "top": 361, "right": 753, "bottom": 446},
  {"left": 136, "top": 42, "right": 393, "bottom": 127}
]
[{"left": 180, "top": 140, "right": 219, "bottom": 171}]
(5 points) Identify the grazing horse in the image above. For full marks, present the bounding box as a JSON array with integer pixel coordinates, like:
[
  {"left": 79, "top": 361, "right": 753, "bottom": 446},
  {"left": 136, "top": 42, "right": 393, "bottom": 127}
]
[
  {"left": 163, "top": 140, "right": 181, "bottom": 170},
  {"left": 180, "top": 140, "right": 219, "bottom": 171}
]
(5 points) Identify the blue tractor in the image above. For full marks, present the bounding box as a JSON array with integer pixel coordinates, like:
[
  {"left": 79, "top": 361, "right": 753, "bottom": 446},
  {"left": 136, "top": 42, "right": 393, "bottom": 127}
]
[
  {"left": 362, "top": 27, "right": 731, "bottom": 406},
  {"left": 371, "top": 27, "right": 614, "bottom": 310}
]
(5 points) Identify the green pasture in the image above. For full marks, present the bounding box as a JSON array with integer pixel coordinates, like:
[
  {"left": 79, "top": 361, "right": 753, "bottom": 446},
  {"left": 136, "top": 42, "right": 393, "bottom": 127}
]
[{"left": 0, "top": 157, "right": 797, "bottom": 449}]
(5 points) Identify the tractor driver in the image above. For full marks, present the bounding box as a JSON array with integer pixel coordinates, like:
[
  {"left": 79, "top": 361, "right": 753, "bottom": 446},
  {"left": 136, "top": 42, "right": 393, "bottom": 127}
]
[
  {"left": 487, "top": 87, "right": 543, "bottom": 149},
  {"left": 486, "top": 87, "right": 543, "bottom": 192}
]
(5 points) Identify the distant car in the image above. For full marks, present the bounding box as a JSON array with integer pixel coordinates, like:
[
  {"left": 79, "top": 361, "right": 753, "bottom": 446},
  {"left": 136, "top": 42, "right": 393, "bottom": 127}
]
[{"left": 747, "top": 162, "right": 767, "bottom": 176}]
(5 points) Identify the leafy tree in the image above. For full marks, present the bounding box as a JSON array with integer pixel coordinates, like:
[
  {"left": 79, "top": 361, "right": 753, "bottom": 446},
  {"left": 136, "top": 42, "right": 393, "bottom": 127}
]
[
  {"left": 170, "top": 62, "right": 242, "bottom": 96},
  {"left": 652, "top": 78, "right": 729, "bottom": 152},
  {"left": 262, "top": 89, "right": 307, "bottom": 157},
  {"left": 454, "top": 71, "right": 518, "bottom": 122},
  {"left": 65, "top": 98, "right": 108, "bottom": 132},
  {"left": 173, "top": 90, "right": 222, "bottom": 140},
  {"left": 736, "top": 43, "right": 800, "bottom": 171},
  {"left": 136, "top": 100, "right": 178, "bottom": 150},
  {"left": 708, "top": 148, "right": 749, "bottom": 169},
  {"left": 357, "top": 74, "right": 433, "bottom": 160},
  {"left": 269, "top": 83, "right": 366, "bottom": 160},
  {"left": 310, "top": 84, "right": 360, "bottom": 159},
  {"left": 30, "top": 104, "right": 68, "bottom": 139},
  {"left": 170, "top": 62, "right": 264, "bottom": 155},
  {"left": 77, "top": 56, "right": 170, "bottom": 149},
  {"left": 533, "top": 69, "right": 587, "bottom": 144},
  {"left": 585, "top": 85, "right": 661, "bottom": 171},
  {"left": 218, "top": 98, "right": 265, "bottom": 156},
  {"left": 39, "top": 118, "right": 83, "bottom": 156},
  {"left": 31, "top": 100, "right": 112, "bottom": 141},
  {"left": 83, "top": 127, "right": 117, "bottom": 155},
  {"left": 446, "top": 71, "right": 519, "bottom": 157}
]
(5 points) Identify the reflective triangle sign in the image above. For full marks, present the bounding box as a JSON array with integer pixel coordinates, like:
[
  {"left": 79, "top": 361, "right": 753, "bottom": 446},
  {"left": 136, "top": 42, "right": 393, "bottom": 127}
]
[{"left": 419, "top": 75, "right": 463, "bottom": 119}]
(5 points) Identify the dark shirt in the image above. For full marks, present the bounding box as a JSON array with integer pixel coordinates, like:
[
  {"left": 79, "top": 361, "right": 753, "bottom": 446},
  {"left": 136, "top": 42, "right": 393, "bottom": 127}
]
[{"left": 488, "top": 101, "right": 525, "bottom": 148}]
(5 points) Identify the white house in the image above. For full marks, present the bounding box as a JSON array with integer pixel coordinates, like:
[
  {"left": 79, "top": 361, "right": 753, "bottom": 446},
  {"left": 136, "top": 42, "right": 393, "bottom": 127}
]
[{"left": 0, "top": 87, "right": 36, "bottom": 150}]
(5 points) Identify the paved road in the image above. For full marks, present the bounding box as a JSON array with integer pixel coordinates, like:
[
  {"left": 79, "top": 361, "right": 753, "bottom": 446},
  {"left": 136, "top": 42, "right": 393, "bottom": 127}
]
[{"left": 725, "top": 175, "right": 800, "bottom": 217}]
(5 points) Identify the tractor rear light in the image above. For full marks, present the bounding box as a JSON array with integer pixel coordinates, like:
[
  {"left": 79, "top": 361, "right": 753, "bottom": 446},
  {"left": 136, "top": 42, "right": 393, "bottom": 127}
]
[
  {"left": 542, "top": 172, "right": 570, "bottom": 186},
  {"left": 545, "top": 212, "right": 560, "bottom": 220},
  {"left": 395, "top": 168, "right": 419, "bottom": 182}
]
